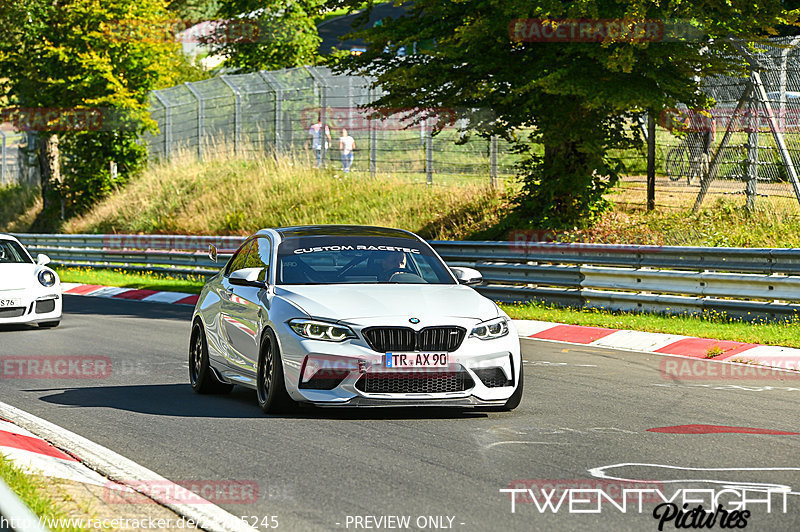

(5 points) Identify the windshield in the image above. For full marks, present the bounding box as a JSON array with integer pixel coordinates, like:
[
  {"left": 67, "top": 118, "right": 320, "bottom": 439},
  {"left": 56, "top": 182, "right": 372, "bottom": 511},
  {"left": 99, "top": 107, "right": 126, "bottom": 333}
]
[
  {"left": 0, "top": 240, "right": 32, "bottom": 264},
  {"left": 276, "top": 235, "right": 456, "bottom": 285}
]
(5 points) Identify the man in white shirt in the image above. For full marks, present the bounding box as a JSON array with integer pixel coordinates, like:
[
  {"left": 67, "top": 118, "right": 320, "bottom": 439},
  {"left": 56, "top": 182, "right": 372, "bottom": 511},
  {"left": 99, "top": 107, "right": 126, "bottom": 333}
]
[
  {"left": 339, "top": 128, "right": 356, "bottom": 172},
  {"left": 306, "top": 115, "right": 331, "bottom": 167}
]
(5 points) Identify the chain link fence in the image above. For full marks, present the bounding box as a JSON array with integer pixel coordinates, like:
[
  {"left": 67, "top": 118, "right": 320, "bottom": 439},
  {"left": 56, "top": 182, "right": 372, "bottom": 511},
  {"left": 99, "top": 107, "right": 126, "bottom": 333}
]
[
  {"left": 618, "top": 36, "right": 800, "bottom": 211},
  {"left": 0, "top": 130, "right": 38, "bottom": 187},
  {"left": 145, "top": 65, "right": 517, "bottom": 186}
]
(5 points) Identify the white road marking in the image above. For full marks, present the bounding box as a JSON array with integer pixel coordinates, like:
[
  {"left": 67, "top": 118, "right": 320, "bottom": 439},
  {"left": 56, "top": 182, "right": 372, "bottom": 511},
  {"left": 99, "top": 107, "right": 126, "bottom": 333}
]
[{"left": 483, "top": 441, "right": 573, "bottom": 449}]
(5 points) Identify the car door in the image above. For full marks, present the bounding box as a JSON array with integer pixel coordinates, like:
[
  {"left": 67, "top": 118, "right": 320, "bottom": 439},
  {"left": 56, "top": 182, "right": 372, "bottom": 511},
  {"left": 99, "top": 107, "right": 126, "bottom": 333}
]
[
  {"left": 222, "top": 236, "right": 272, "bottom": 379},
  {"left": 218, "top": 239, "right": 254, "bottom": 374}
]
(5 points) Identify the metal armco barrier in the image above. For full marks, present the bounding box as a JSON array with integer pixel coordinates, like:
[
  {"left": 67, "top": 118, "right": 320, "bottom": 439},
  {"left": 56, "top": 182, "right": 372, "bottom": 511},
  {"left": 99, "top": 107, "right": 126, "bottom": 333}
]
[
  {"left": 431, "top": 240, "right": 800, "bottom": 319},
  {"left": 13, "top": 234, "right": 244, "bottom": 277},
  {"left": 12, "top": 234, "right": 800, "bottom": 320}
]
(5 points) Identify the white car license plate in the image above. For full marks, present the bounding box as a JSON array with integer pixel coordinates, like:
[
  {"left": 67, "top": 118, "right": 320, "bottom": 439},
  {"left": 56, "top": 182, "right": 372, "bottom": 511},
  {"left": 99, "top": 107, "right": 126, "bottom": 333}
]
[
  {"left": 0, "top": 299, "right": 21, "bottom": 308},
  {"left": 385, "top": 352, "right": 448, "bottom": 368}
]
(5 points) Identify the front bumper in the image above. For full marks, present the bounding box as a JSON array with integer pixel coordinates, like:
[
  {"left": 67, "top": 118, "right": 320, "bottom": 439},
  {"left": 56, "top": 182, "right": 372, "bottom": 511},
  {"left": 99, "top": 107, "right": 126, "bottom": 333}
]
[
  {"left": 316, "top": 396, "right": 507, "bottom": 408},
  {"left": 278, "top": 320, "right": 521, "bottom": 407},
  {"left": 0, "top": 290, "right": 62, "bottom": 325}
]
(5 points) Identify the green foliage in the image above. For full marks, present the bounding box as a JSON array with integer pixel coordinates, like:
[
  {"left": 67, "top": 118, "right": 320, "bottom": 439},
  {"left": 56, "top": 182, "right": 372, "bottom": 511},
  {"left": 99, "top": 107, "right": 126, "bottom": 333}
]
[
  {"left": 213, "top": 0, "right": 324, "bottom": 72},
  {"left": 60, "top": 132, "right": 149, "bottom": 214},
  {"left": 0, "top": 0, "right": 190, "bottom": 221},
  {"left": 167, "top": 0, "right": 221, "bottom": 21},
  {"left": 330, "top": 0, "right": 798, "bottom": 229}
]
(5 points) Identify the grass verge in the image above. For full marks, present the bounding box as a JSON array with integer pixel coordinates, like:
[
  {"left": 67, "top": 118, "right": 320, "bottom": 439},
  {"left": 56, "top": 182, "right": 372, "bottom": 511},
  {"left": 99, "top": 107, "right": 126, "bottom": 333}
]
[
  {"left": 502, "top": 301, "right": 800, "bottom": 348},
  {"left": 62, "top": 151, "right": 507, "bottom": 241},
  {"left": 0, "top": 455, "right": 88, "bottom": 532},
  {"left": 0, "top": 184, "right": 41, "bottom": 232},
  {"left": 57, "top": 267, "right": 205, "bottom": 294}
]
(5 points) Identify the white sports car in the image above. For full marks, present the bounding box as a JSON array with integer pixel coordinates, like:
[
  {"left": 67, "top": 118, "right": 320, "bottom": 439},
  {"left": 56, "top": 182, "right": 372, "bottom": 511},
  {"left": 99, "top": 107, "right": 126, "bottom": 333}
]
[
  {"left": 190, "top": 225, "right": 523, "bottom": 412},
  {"left": 0, "top": 234, "right": 62, "bottom": 328}
]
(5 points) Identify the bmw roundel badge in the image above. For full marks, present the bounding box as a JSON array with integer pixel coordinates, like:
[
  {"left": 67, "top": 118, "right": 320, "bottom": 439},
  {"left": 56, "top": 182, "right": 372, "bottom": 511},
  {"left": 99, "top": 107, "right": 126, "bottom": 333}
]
[{"left": 409, "top": 317, "right": 420, "bottom": 324}]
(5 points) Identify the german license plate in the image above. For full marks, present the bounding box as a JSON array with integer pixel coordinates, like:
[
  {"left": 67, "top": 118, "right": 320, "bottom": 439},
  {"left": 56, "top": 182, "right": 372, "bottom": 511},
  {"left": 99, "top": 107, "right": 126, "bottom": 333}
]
[
  {"left": 0, "top": 299, "right": 21, "bottom": 308},
  {"left": 385, "top": 352, "right": 448, "bottom": 368}
]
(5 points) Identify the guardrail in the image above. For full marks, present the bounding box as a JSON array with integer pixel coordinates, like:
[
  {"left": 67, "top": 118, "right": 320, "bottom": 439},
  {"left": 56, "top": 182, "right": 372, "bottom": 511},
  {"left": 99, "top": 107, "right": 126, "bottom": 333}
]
[
  {"left": 13, "top": 233, "right": 800, "bottom": 320},
  {"left": 14, "top": 234, "right": 242, "bottom": 277}
]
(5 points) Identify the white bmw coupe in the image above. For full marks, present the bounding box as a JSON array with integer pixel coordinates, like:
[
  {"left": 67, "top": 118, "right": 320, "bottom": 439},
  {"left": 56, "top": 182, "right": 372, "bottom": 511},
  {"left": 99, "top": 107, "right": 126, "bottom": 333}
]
[
  {"left": 190, "top": 225, "right": 523, "bottom": 412},
  {"left": 0, "top": 234, "right": 61, "bottom": 328}
]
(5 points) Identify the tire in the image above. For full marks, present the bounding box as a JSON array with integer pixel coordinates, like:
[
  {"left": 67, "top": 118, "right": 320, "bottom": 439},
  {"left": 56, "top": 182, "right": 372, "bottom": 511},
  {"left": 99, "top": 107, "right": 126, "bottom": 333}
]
[
  {"left": 256, "top": 329, "right": 296, "bottom": 414},
  {"left": 501, "top": 366, "right": 524, "bottom": 411},
  {"left": 189, "top": 321, "right": 233, "bottom": 394},
  {"left": 38, "top": 321, "right": 60, "bottom": 328}
]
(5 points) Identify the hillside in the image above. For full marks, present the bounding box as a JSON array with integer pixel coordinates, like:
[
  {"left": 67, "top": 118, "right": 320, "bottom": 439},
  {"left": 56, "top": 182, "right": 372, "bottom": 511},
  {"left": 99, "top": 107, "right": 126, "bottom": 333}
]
[{"left": 60, "top": 153, "right": 506, "bottom": 240}]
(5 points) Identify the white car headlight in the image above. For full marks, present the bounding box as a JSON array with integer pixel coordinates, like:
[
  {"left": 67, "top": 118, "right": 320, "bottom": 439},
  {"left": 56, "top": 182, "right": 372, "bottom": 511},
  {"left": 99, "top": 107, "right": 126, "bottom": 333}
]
[
  {"left": 470, "top": 317, "right": 509, "bottom": 340},
  {"left": 289, "top": 319, "right": 356, "bottom": 342},
  {"left": 38, "top": 270, "right": 56, "bottom": 287}
]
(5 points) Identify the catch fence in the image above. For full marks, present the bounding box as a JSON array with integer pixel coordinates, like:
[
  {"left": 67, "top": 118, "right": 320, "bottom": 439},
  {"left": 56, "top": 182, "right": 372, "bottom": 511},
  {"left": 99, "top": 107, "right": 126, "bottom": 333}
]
[
  {"left": 146, "top": 66, "right": 516, "bottom": 186},
  {"left": 619, "top": 36, "right": 800, "bottom": 211}
]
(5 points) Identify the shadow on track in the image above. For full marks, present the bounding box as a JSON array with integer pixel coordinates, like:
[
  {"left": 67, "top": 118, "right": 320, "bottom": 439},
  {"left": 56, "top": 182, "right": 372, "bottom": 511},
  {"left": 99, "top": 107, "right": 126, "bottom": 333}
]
[
  {"left": 0, "top": 324, "right": 40, "bottom": 332},
  {"left": 33, "top": 383, "right": 488, "bottom": 420},
  {"left": 63, "top": 295, "right": 194, "bottom": 321}
]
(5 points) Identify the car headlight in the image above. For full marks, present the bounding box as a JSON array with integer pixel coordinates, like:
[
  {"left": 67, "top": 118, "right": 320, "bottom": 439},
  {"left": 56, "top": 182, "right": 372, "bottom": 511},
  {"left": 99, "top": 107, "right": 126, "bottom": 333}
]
[
  {"left": 38, "top": 270, "right": 56, "bottom": 287},
  {"left": 471, "top": 317, "right": 509, "bottom": 340},
  {"left": 289, "top": 319, "right": 356, "bottom": 342}
]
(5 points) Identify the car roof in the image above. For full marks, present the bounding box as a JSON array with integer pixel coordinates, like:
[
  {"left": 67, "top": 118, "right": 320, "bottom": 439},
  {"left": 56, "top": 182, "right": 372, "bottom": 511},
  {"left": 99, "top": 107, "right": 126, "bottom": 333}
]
[
  {"left": 0, "top": 233, "right": 21, "bottom": 243},
  {"left": 271, "top": 225, "right": 419, "bottom": 240}
]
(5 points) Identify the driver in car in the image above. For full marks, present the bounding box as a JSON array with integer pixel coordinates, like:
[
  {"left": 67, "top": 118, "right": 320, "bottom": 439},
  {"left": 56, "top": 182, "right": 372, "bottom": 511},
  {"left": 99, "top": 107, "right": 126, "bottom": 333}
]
[{"left": 376, "top": 251, "right": 407, "bottom": 282}]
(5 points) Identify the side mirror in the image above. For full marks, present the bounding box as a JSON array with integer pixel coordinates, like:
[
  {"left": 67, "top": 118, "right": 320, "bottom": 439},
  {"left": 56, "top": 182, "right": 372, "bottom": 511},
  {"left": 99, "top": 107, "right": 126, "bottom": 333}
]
[
  {"left": 228, "top": 267, "right": 267, "bottom": 288},
  {"left": 209, "top": 244, "right": 218, "bottom": 264},
  {"left": 451, "top": 266, "right": 482, "bottom": 286},
  {"left": 37, "top": 254, "right": 51, "bottom": 266}
]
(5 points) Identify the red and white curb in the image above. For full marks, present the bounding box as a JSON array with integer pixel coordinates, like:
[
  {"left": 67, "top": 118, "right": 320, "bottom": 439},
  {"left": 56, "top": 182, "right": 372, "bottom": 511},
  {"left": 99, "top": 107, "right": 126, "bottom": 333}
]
[
  {"left": 0, "top": 418, "right": 108, "bottom": 486},
  {"left": 61, "top": 283, "right": 199, "bottom": 306},
  {"left": 59, "top": 283, "right": 800, "bottom": 373},
  {"left": 0, "top": 402, "right": 256, "bottom": 532},
  {"left": 513, "top": 319, "right": 800, "bottom": 372}
]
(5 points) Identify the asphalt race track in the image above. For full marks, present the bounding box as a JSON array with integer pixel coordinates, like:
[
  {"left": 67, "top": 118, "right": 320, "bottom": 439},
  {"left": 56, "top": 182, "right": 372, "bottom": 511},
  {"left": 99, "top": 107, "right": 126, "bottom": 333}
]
[{"left": 2, "top": 295, "right": 800, "bottom": 531}]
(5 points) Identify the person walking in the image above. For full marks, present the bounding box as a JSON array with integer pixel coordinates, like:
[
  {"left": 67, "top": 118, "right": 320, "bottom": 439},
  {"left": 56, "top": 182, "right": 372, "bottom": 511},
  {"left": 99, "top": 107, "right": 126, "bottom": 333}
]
[
  {"left": 306, "top": 115, "right": 331, "bottom": 168},
  {"left": 339, "top": 128, "right": 355, "bottom": 172}
]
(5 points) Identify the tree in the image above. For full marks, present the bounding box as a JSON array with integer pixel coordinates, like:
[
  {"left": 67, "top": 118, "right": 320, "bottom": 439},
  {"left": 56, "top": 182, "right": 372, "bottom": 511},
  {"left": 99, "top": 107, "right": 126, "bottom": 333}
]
[
  {"left": 167, "top": 0, "right": 220, "bottom": 21},
  {"left": 329, "top": 0, "right": 797, "bottom": 230},
  {"left": 212, "top": 0, "right": 323, "bottom": 72},
  {"left": 0, "top": 0, "right": 187, "bottom": 226}
]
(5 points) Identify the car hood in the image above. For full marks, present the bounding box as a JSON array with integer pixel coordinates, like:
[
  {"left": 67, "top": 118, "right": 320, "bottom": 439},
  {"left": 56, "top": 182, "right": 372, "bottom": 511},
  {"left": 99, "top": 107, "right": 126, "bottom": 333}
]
[
  {"left": 0, "top": 263, "right": 37, "bottom": 291},
  {"left": 275, "top": 284, "right": 499, "bottom": 322}
]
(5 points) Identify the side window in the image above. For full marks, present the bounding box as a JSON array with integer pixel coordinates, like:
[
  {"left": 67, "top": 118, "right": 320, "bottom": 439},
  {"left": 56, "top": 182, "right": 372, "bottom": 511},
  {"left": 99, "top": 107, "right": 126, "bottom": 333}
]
[
  {"left": 255, "top": 238, "right": 271, "bottom": 281},
  {"left": 226, "top": 240, "right": 254, "bottom": 276},
  {"left": 241, "top": 237, "right": 272, "bottom": 282}
]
